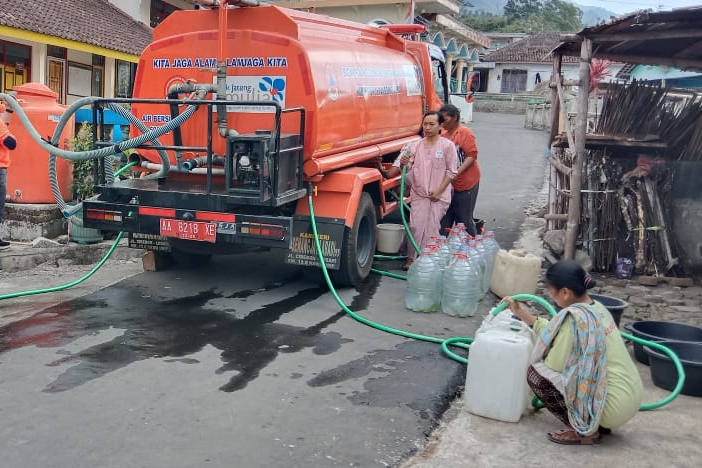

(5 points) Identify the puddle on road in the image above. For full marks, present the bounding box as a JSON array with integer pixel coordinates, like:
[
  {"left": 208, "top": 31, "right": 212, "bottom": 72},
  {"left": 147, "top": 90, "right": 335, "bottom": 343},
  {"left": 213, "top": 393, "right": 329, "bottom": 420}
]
[{"left": 0, "top": 273, "right": 381, "bottom": 393}]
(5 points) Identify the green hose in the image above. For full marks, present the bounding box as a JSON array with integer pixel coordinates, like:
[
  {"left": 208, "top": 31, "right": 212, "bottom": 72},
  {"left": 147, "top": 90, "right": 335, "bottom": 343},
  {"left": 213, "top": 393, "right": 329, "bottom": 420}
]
[
  {"left": 399, "top": 166, "right": 420, "bottom": 255},
  {"left": 0, "top": 232, "right": 125, "bottom": 300},
  {"left": 0, "top": 163, "right": 136, "bottom": 302},
  {"left": 370, "top": 268, "right": 407, "bottom": 280},
  {"left": 113, "top": 160, "right": 138, "bottom": 177},
  {"left": 373, "top": 254, "right": 407, "bottom": 260},
  {"left": 308, "top": 194, "right": 468, "bottom": 352}
]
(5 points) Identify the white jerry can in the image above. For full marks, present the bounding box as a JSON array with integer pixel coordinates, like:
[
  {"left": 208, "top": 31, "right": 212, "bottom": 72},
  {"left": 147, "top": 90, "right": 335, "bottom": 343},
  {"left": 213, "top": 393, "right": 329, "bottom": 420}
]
[{"left": 465, "top": 311, "right": 536, "bottom": 422}]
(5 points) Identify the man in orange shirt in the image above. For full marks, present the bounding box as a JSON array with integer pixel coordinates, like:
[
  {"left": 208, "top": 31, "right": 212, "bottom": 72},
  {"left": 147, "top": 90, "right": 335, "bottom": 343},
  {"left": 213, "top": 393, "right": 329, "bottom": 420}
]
[
  {"left": 0, "top": 102, "right": 17, "bottom": 249},
  {"left": 438, "top": 104, "right": 480, "bottom": 236}
]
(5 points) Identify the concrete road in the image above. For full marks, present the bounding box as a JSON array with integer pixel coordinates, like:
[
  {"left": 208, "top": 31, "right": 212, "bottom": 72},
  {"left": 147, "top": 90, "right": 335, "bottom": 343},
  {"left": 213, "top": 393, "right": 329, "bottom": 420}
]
[{"left": 0, "top": 113, "right": 548, "bottom": 468}]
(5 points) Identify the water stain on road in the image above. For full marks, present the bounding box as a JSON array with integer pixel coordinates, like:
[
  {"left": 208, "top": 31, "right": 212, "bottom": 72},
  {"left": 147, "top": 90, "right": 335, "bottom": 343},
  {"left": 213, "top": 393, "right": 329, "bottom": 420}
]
[
  {"left": 308, "top": 340, "right": 465, "bottom": 418},
  {"left": 0, "top": 272, "right": 381, "bottom": 393}
]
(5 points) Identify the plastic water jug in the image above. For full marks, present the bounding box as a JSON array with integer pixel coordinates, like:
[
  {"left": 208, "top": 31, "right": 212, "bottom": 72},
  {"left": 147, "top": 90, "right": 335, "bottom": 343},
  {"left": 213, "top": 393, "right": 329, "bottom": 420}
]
[
  {"left": 464, "top": 241, "right": 488, "bottom": 297},
  {"left": 436, "top": 237, "right": 452, "bottom": 271},
  {"left": 446, "top": 228, "right": 463, "bottom": 253},
  {"left": 474, "top": 236, "right": 491, "bottom": 294},
  {"left": 489, "top": 249, "right": 542, "bottom": 297},
  {"left": 426, "top": 243, "right": 441, "bottom": 266},
  {"left": 405, "top": 248, "right": 442, "bottom": 313},
  {"left": 441, "top": 254, "right": 480, "bottom": 317},
  {"left": 482, "top": 231, "right": 501, "bottom": 285},
  {"left": 465, "top": 310, "right": 535, "bottom": 422}
]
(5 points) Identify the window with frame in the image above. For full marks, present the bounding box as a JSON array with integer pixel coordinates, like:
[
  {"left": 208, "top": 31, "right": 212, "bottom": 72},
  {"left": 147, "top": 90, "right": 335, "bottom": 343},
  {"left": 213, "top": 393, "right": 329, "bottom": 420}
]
[
  {"left": 151, "top": 0, "right": 180, "bottom": 27},
  {"left": 115, "top": 60, "right": 138, "bottom": 98},
  {"left": 47, "top": 46, "right": 67, "bottom": 102},
  {"left": 92, "top": 54, "right": 105, "bottom": 96},
  {"left": 67, "top": 54, "right": 105, "bottom": 101},
  {"left": 0, "top": 40, "right": 32, "bottom": 94}
]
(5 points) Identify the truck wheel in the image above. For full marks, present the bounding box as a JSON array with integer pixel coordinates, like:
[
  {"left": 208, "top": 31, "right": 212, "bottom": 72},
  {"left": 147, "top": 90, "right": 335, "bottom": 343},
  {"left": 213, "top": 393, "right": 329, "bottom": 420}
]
[{"left": 331, "top": 192, "right": 376, "bottom": 287}]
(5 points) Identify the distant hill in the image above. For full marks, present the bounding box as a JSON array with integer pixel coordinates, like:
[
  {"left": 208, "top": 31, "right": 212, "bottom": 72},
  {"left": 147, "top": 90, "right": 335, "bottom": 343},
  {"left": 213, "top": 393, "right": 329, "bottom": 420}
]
[
  {"left": 579, "top": 5, "right": 618, "bottom": 26},
  {"left": 460, "top": 1, "right": 618, "bottom": 27}
]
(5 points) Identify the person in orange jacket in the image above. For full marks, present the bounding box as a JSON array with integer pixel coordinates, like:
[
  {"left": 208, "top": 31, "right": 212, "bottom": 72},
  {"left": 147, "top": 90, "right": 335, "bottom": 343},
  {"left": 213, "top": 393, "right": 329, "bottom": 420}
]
[{"left": 0, "top": 101, "right": 17, "bottom": 249}]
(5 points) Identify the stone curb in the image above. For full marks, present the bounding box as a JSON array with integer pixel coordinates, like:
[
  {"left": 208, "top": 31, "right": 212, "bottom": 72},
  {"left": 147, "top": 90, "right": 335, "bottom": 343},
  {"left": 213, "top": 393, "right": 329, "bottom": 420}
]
[{"left": 0, "top": 238, "right": 144, "bottom": 273}]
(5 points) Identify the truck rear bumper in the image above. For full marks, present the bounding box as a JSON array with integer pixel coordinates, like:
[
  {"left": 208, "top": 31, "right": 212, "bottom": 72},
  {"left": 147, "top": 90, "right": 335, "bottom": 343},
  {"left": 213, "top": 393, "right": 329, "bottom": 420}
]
[
  {"left": 82, "top": 200, "right": 347, "bottom": 270},
  {"left": 82, "top": 199, "right": 293, "bottom": 250}
]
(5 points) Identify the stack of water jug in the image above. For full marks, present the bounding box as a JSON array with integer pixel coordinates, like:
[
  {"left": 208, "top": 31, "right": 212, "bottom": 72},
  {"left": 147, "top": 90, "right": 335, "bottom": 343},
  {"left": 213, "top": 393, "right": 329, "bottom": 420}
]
[{"left": 405, "top": 223, "right": 500, "bottom": 316}]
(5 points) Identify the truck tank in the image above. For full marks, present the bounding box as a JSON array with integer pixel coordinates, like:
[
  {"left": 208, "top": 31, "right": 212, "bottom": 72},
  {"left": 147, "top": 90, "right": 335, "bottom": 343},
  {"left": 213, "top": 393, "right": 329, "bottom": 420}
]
[{"left": 131, "top": 6, "right": 431, "bottom": 175}]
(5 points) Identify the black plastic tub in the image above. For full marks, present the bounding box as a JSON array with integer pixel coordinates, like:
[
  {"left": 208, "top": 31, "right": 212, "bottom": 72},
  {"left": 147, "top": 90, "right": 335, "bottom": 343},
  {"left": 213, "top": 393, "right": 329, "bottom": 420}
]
[
  {"left": 590, "top": 294, "right": 627, "bottom": 328},
  {"left": 624, "top": 321, "right": 702, "bottom": 365},
  {"left": 644, "top": 341, "right": 702, "bottom": 397}
]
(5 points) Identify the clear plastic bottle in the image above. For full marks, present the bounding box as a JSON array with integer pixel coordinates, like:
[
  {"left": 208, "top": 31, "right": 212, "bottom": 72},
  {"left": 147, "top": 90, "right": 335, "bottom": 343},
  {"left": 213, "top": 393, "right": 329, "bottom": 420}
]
[
  {"left": 474, "top": 235, "right": 491, "bottom": 293},
  {"left": 465, "top": 240, "right": 488, "bottom": 298},
  {"left": 405, "top": 248, "right": 442, "bottom": 313},
  {"left": 447, "top": 228, "right": 463, "bottom": 254},
  {"left": 441, "top": 253, "right": 480, "bottom": 317},
  {"left": 482, "top": 231, "right": 501, "bottom": 289},
  {"left": 436, "top": 237, "right": 452, "bottom": 272},
  {"left": 454, "top": 222, "right": 467, "bottom": 237}
]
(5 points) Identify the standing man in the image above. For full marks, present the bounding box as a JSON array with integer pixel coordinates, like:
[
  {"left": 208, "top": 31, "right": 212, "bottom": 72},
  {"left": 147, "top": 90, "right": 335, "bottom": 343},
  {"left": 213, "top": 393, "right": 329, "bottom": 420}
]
[
  {"left": 399, "top": 111, "right": 457, "bottom": 270},
  {"left": 0, "top": 102, "right": 17, "bottom": 249},
  {"left": 438, "top": 104, "right": 481, "bottom": 236}
]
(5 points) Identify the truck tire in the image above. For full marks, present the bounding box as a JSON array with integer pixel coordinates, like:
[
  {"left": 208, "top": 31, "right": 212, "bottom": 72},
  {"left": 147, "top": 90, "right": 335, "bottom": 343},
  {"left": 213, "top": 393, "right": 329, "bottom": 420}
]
[{"left": 331, "top": 192, "right": 376, "bottom": 287}]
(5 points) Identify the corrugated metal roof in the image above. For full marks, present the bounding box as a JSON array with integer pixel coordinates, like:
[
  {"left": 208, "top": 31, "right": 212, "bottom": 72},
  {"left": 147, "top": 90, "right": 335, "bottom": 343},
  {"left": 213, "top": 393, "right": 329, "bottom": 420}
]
[
  {"left": 0, "top": 0, "right": 152, "bottom": 56},
  {"left": 554, "top": 7, "right": 702, "bottom": 71}
]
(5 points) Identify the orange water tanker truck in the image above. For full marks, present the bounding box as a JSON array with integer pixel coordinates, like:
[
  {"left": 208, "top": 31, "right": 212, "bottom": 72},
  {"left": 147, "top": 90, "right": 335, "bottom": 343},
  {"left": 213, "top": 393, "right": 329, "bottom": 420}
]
[{"left": 82, "top": 2, "right": 449, "bottom": 285}]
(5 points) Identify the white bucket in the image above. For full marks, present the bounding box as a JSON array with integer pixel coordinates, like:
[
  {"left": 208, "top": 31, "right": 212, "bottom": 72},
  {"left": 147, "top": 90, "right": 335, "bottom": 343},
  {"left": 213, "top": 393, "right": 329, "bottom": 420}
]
[{"left": 376, "top": 223, "right": 406, "bottom": 254}]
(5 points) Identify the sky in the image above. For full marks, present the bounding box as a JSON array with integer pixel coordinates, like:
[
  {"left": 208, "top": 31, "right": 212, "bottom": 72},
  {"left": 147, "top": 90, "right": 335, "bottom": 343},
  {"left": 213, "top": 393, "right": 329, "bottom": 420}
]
[{"left": 574, "top": 0, "right": 702, "bottom": 15}]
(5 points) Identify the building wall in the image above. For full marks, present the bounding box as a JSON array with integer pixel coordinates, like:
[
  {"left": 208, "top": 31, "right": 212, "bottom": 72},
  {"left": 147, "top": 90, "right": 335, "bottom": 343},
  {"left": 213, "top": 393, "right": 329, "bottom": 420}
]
[
  {"left": 109, "top": 0, "right": 149, "bottom": 23},
  {"left": 485, "top": 63, "right": 623, "bottom": 94},
  {"left": 109, "top": 0, "right": 194, "bottom": 25}
]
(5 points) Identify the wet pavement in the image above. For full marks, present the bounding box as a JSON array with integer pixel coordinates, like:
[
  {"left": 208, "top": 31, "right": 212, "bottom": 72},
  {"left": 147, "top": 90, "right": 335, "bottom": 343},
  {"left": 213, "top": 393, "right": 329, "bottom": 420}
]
[
  {"left": 9, "top": 112, "right": 694, "bottom": 467},
  {"left": 0, "top": 252, "right": 476, "bottom": 467}
]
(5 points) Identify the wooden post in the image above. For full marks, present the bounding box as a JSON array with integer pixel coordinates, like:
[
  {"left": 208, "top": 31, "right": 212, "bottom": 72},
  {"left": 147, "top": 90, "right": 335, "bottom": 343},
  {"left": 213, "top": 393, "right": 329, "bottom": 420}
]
[
  {"left": 547, "top": 53, "right": 563, "bottom": 231},
  {"left": 548, "top": 53, "right": 562, "bottom": 145},
  {"left": 564, "top": 38, "right": 591, "bottom": 260}
]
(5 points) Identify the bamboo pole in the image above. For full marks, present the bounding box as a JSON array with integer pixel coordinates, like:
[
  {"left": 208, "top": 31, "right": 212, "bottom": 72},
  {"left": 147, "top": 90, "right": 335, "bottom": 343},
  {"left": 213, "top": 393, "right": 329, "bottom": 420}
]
[{"left": 564, "top": 38, "right": 591, "bottom": 260}]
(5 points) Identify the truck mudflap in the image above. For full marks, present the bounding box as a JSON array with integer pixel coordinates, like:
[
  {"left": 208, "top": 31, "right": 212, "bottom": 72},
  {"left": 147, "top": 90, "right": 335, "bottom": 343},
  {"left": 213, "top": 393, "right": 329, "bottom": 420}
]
[{"left": 285, "top": 215, "right": 346, "bottom": 270}]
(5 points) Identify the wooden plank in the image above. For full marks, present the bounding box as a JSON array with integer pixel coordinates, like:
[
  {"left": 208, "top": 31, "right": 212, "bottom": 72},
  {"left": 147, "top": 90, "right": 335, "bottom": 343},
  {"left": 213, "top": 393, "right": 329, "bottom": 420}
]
[
  {"left": 553, "top": 134, "right": 668, "bottom": 150},
  {"left": 556, "top": 76, "right": 576, "bottom": 152}
]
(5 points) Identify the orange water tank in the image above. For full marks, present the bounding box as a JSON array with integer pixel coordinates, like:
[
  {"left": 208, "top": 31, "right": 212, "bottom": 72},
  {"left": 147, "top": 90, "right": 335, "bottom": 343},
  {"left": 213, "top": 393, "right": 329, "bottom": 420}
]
[
  {"left": 132, "top": 6, "right": 436, "bottom": 168},
  {"left": 7, "top": 83, "right": 74, "bottom": 203}
]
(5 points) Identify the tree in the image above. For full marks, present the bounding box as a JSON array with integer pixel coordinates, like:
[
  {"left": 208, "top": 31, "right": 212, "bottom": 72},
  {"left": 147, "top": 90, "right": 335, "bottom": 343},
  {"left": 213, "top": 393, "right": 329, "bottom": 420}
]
[
  {"left": 503, "top": 0, "right": 543, "bottom": 22},
  {"left": 462, "top": 13, "right": 509, "bottom": 32},
  {"left": 541, "top": 0, "right": 583, "bottom": 31},
  {"left": 463, "top": 0, "right": 582, "bottom": 33}
]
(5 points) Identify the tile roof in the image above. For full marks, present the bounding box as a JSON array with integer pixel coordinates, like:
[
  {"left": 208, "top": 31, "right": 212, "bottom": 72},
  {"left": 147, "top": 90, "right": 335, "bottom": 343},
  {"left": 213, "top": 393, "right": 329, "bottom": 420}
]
[
  {"left": 482, "top": 32, "right": 577, "bottom": 64},
  {"left": 0, "top": 0, "right": 152, "bottom": 56}
]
